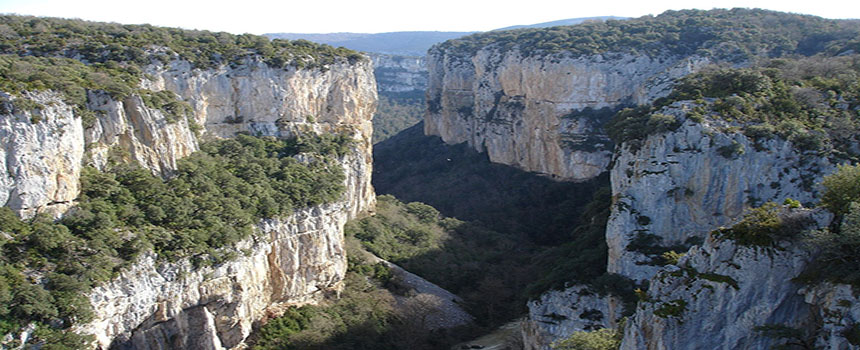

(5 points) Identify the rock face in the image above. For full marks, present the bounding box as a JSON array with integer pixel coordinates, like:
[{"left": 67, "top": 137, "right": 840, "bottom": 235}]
[
  {"left": 0, "top": 56, "right": 376, "bottom": 349},
  {"left": 0, "top": 91, "right": 85, "bottom": 218},
  {"left": 607, "top": 108, "right": 832, "bottom": 281},
  {"left": 522, "top": 285, "right": 622, "bottom": 350},
  {"left": 802, "top": 283, "right": 860, "bottom": 349},
  {"left": 142, "top": 57, "right": 377, "bottom": 217},
  {"left": 522, "top": 107, "right": 841, "bottom": 349},
  {"left": 368, "top": 53, "right": 427, "bottom": 94},
  {"left": 621, "top": 234, "right": 814, "bottom": 350},
  {"left": 82, "top": 204, "right": 350, "bottom": 350},
  {"left": 424, "top": 47, "right": 710, "bottom": 181}
]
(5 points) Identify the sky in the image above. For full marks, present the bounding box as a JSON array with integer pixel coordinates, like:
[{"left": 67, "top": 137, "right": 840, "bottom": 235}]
[{"left": 0, "top": 0, "right": 857, "bottom": 34}]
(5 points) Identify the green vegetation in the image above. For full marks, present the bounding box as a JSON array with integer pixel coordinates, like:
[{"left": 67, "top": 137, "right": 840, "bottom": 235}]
[
  {"left": 0, "top": 134, "right": 348, "bottom": 346},
  {"left": 552, "top": 326, "right": 622, "bottom": 350},
  {"left": 346, "top": 195, "right": 528, "bottom": 326},
  {"left": 716, "top": 202, "right": 814, "bottom": 247},
  {"left": 819, "top": 164, "right": 860, "bottom": 217},
  {"left": 0, "top": 15, "right": 364, "bottom": 70},
  {"left": 139, "top": 90, "right": 192, "bottom": 122},
  {"left": 436, "top": 9, "right": 860, "bottom": 59},
  {"left": 653, "top": 299, "right": 688, "bottom": 319},
  {"left": 372, "top": 92, "right": 425, "bottom": 143},
  {"left": 625, "top": 232, "right": 701, "bottom": 266},
  {"left": 0, "top": 55, "right": 138, "bottom": 111},
  {"left": 802, "top": 202, "right": 860, "bottom": 286},
  {"left": 606, "top": 55, "right": 860, "bottom": 159},
  {"left": 250, "top": 239, "right": 465, "bottom": 350}
]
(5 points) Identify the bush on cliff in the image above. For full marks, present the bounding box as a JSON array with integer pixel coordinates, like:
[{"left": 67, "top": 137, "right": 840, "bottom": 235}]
[
  {"left": 0, "top": 133, "right": 348, "bottom": 347},
  {"left": 606, "top": 55, "right": 860, "bottom": 161},
  {"left": 801, "top": 164, "right": 860, "bottom": 286}
]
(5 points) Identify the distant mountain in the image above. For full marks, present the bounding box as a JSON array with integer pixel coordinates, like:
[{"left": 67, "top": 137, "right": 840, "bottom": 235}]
[
  {"left": 492, "top": 16, "right": 628, "bottom": 31},
  {"left": 265, "top": 17, "right": 628, "bottom": 56},
  {"left": 264, "top": 31, "right": 474, "bottom": 56}
]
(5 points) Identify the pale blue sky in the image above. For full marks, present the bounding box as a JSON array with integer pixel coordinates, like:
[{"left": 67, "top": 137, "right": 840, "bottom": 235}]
[{"left": 0, "top": 0, "right": 857, "bottom": 34}]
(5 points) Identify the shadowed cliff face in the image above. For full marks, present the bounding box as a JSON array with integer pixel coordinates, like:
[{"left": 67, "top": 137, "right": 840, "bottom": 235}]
[{"left": 1, "top": 56, "right": 377, "bottom": 349}]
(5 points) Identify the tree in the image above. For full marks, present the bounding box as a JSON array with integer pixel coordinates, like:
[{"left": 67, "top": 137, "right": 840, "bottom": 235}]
[{"left": 820, "top": 164, "right": 860, "bottom": 217}]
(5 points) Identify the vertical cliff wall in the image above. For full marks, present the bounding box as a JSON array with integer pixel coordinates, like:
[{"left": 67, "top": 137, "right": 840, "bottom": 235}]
[
  {"left": 607, "top": 107, "right": 832, "bottom": 281},
  {"left": 424, "top": 47, "right": 709, "bottom": 181},
  {"left": 368, "top": 53, "right": 428, "bottom": 94},
  {"left": 0, "top": 56, "right": 377, "bottom": 349},
  {"left": 522, "top": 106, "right": 843, "bottom": 349}
]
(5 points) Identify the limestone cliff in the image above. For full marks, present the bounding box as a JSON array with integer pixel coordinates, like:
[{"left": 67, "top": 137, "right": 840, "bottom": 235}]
[
  {"left": 368, "top": 53, "right": 427, "bottom": 94},
  {"left": 0, "top": 55, "right": 376, "bottom": 349},
  {"left": 1, "top": 57, "right": 376, "bottom": 219},
  {"left": 522, "top": 285, "right": 623, "bottom": 350},
  {"left": 621, "top": 233, "right": 814, "bottom": 350},
  {"left": 607, "top": 106, "right": 832, "bottom": 281},
  {"left": 82, "top": 203, "right": 350, "bottom": 349},
  {"left": 0, "top": 91, "right": 85, "bottom": 218},
  {"left": 424, "top": 47, "right": 710, "bottom": 181},
  {"left": 522, "top": 107, "right": 842, "bottom": 349}
]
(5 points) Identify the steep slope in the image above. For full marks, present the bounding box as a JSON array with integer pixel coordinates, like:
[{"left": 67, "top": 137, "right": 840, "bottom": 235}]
[
  {"left": 525, "top": 55, "right": 860, "bottom": 349},
  {"left": 425, "top": 8, "right": 860, "bottom": 182},
  {"left": 0, "top": 16, "right": 376, "bottom": 349}
]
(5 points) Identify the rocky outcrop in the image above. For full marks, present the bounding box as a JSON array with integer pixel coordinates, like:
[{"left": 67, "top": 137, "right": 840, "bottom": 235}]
[
  {"left": 522, "top": 285, "right": 623, "bottom": 350},
  {"left": 424, "top": 47, "right": 710, "bottom": 181},
  {"left": 522, "top": 106, "right": 839, "bottom": 348},
  {"left": 802, "top": 283, "right": 860, "bottom": 349},
  {"left": 84, "top": 91, "right": 200, "bottom": 177},
  {"left": 142, "top": 57, "right": 377, "bottom": 216},
  {"left": 0, "top": 91, "right": 85, "bottom": 218},
  {"left": 1, "top": 56, "right": 376, "bottom": 349},
  {"left": 368, "top": 53, "right": 427, "bottom": 94},
  {"left": 1, "top": 57, "right": 376, "bottom": 219},
  {"left": 81, "top": 203, "right": 349, "bottom": 349},
  {"left": 621, "top": 233, "right": 814, "bottom": 350},
  {"left": 607, "top": 106, "right": 832, "bottom": 281}
]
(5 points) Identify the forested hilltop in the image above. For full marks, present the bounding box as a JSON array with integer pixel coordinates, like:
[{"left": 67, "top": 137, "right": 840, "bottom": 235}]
[
  {"left": 0, "top": 15, "right": 363, "bottom": 69},
  {"left": 437, "top": 8, "right": 860, "bottom": 59}
]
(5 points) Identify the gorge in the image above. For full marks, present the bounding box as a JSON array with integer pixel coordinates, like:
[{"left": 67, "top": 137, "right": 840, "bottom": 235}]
[{"left": 3, "top": 7, "right": 860, "bottom": 350}]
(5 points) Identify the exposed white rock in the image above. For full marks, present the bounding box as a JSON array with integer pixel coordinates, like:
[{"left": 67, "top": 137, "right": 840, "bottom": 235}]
[
  {"left": 0, "top": 91, "right": 84, "bottom": 218},
  {"left": 621, "top": 233, "right": 814, "bottom": 350},
  {"left": 425, "top": 47, "right": 711, "bottom": 181},
  {"left": 81, "top": 203, "right": 349, "bottom": 350},
  {"left": 85, "top": 92, "right": 199, "bottom": 176},
  {"left": 368, "top": 53, "right": 427, "bottom": 93},
  {"left": 0, "top": 56, "right": 377, "bottom": 349},
  {"left": 142, "top": 57, "right": 377, "bottom": 215},
  {"left": 607, "top": 110, "right": 833, "bottom": 281},
  {"left": 522, "top": 285, "right": 623, "bottom": 350}
]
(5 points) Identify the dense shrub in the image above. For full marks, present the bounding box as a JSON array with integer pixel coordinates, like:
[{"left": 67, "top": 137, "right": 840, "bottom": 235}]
[
  {"left": 372, "top": 92, "right": 425, "bottom": 143},
  {"left": 0, "top": 15, "right": 363, "bottom": 70},
  {"left": 819, "top": 164, "right": 860, "bottom": 217},
  {"left": 801, "top": 165, "right": 860, "bottom": 286},
  {"left": 606, "top": 55, "right": 860, "bottom": 160},
  {"left": 553, "top": 327, "right": 622, "bottom": 350},
  {"left": 436, "top": 8, "right": 860, "bottom": 59},
  {"left": 716, "top": 202, "right": 814, "bottom": 247}
]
